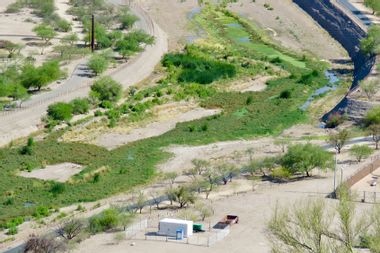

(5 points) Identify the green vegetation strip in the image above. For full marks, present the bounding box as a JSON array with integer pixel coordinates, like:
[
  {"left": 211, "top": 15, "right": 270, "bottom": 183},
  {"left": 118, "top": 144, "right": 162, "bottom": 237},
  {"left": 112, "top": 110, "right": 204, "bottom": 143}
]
[{"left": 0, "top": 6, "right": 329, "bottom": 227}]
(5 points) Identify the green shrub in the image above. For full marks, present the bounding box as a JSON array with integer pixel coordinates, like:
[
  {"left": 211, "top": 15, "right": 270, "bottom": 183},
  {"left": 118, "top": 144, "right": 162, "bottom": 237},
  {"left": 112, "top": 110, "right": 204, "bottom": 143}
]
[
  {"left": 119, "top": 13, "right": 139, "bottom": 29},
  {"left": 5, "top": 2, "right": 23, "bottom": 13},
  {"left": 279, "top": 90, "right": 291, "bottom": 99},
  {"left": 50, "top": 182, "right": 66, "bottom": 195},
  {"left": 33, "top": 206, "right": 50, "bottom": 218},
  {"left": 89, "top": 209, "right": 120, "bottom": 234},
  {"left": 94, "top": 110, "right": 103, "bottom": 117},
  {"left": 349, "top": 145, "right": 373, "bottom": 162},
  {"left": 162, "top": 48, "right": 236, "bottom": 84},
  {"left": 47, "top": 102, "right": 73, "bottom": 121},
  {"left": 3, "top": 198, "right": 14, "bottom": 206},
  {"left": 88, "top": 54, "right": 109, "bottom": 76},
  {"left": 271, "top": 167, "right": 291, "bottom": 180},
  {"left": 7, "top": 226, "right": 17, "bottom": 235},
  {"left": 246, "top": 96, "right": 253, "bottom": 105},
  {"left": 71, "top": 98, "right": 90, "bottom": 115},
  {"left": 90, "top": 76, "right": 122, "bottom": 103},
  {"left": 19, "top": 145, "right": 33, "bottom": 156},
  {"left": 54, "top": 18, "right": 72, "bottom": 32},
  {"left": 326, "top": 112, "right": 344, "bottom": 128}
]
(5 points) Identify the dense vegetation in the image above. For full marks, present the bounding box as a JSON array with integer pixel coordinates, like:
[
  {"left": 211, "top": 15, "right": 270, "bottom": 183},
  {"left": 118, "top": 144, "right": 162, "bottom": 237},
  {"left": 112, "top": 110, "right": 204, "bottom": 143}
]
[{"left": 0, "top": 6, "right": 331, "bottom": 228}]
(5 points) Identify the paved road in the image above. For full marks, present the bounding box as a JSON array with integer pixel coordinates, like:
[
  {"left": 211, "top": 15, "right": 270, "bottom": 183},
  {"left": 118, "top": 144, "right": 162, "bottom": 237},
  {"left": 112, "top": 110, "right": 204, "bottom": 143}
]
[
  {"left": 0, "top": 1, "right": 168, "bottom": 147},
  {"left": 337, "top": 0, "right": 372, "bottom": 26}
]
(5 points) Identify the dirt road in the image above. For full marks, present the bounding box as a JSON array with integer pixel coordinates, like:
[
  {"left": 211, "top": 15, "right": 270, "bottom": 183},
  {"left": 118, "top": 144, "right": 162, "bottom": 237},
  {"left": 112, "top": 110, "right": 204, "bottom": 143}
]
[{"left": 0, "top": 1, "right": 168, "bottom": 147}]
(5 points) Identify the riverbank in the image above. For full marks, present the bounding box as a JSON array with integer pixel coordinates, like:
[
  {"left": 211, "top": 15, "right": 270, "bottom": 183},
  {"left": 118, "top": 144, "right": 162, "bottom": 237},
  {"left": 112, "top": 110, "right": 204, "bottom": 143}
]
[{"left": 293, "top": 0, "right": 376, "bottom": 121}]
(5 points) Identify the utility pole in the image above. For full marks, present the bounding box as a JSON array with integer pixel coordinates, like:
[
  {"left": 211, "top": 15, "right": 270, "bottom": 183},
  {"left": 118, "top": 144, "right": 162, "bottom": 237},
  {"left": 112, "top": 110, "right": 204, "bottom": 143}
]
[
  {"left": 333, "top": 149, "right": 337, "bottom": 197},
  {"left": 91, "top": 14, "right": 95, "bottom": 52}
]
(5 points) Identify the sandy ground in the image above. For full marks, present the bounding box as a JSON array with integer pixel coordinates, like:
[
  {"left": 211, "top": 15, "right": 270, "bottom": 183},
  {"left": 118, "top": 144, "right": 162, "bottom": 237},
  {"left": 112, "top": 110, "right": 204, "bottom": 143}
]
[
  {"left": 96, "top": 106, "right": 221, "bottom": 150},
  {"left": 352, "top": 167, "right": 380, "bottom": 192},
  {"left": 228, "top": 0, "right": 349, "bottom": 62},
  {"left": 159, "top": 138, "right": 279, "bottom": 173},
  {"left": 225, "top": 76, "right": 271, "bottom": 93},
  {"left": 0, "top": 1, "right": 15, "bottom": 12},
  {"left": 140, "top": 0, "right": 199, "bottom": 50},
  {"left": 19, "top": 162, "right": 83, "bottom": 182},
  {"left": 72, "top": 167, "right": 373, "bottom": 253}
]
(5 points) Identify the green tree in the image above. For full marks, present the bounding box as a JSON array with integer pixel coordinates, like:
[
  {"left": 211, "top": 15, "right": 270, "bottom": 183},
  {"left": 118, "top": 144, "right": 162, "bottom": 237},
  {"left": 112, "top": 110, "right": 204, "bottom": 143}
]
[
  {"left": 57, "top": 219, "right": 84, "bottom": 240},
  {"left": 61, "top": 33, "right": 79, "bottom": 46},
  {"left": 33, "top": 24, "right": 57, "bottom": 54},
  {"left": 88, "top": 54, "right": 109, "bottom": 76},
  {"left": 328, "top": 129, "right": 350, "bottom": 154},
  {"left": 90, "top": 76, "right": 122, "bottom": 103},
  {"left": 361, "top": 79, "right": 377, "bottom": 100},
  {"left": 119, "top": 13, "right": 139, "bottom": 29},
  {"left": 274, "top": 137, "right": 291, "bottom": 153},
  {"left": 281, "top": 143, "right": 333, "bottom": 177},
  {"left": 47, "top": 102, "right": 73, "bottom": 121},
  {"left": 361, "top": 25, "right": 380, "bottom": 55},
  {"left": 364, "top": 0, "right": 380, "bottom": 14},
  {"left": 268, "top": 199, "right": 332, "bottom": 253},
  {"left": 191, "top": 159, "right": 209, "bottom": 175},
  {"left": 118, "top": 212, "right": 133, "bottom": 231},
  {"left": 115, "top": 30, "right": 154, "bottom": 59},
  {"left": 369, "top": 123, "right": 380, "bottom": 149},
  {"left": 202, "top": 167, "right": 220, "bottom": 199},
  {"left": 3, "top": 40, "right": 22, "bottom": 58},
  {"left": 21, "top": 61, "right": 61, "bottom": 90},
  {"left": 173, "top": 186, "right": 196, "bottom": 208},
  {"left": 268, "top": 189, "right": 369, "bottom": 253},
  {"left": 365, "top": 106, "right": 380, "bottom": 126},
  {"left": 8, "top": 83, "right": 29, "bottom": 106},
  {"left": 349, "top": 145, "right": 373, "bottom": 162}
]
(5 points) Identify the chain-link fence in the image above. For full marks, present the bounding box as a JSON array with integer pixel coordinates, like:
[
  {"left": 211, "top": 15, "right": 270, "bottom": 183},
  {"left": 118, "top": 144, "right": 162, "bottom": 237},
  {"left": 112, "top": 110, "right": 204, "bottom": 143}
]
[
  {"left": 125, "top": 215, "right": 231, "bottom": 247},
  {"left": 351, "top": 191, "right": 380, "bottom": 204}
]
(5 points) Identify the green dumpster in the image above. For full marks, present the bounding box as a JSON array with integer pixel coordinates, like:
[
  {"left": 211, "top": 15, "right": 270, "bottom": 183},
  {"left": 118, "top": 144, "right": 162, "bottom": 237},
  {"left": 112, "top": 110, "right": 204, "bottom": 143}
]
[{"left": 193, "top": 224, "right": 203, "bottom": 232}]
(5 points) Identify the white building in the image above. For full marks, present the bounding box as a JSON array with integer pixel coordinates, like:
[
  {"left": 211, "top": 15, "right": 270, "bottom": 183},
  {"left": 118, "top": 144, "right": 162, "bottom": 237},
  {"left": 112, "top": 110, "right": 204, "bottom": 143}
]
[{"left": 158, "top": 218, "right": 193, "bottom": 238}]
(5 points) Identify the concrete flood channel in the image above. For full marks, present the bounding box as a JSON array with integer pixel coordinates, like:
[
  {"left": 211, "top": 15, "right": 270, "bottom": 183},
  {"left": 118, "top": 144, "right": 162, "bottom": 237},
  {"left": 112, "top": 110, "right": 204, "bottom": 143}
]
[{"left": 293, "top": 0, "right": 376, "bottom": 120}]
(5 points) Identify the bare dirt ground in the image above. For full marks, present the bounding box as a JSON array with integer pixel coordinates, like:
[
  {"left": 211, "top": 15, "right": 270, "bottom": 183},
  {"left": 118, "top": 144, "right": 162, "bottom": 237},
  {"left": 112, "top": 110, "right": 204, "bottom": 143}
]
[
  {"left": 352, "top": 167, "right": 380, "bottom": 192},
  {"left": 140, "top": 0, "right": 199, "bottom": 50},
  {"left": 72, "top": 167, "right": 373, "bottom": 253},
  {"left": 228, "top": 0, "right": 349, "bottom": 62},
  {"left": 19, "top": 162, "right": 83, "bottom": 182},
  {"left": 96, "top": 107, "right": 221, "bottom": 150},
  {"left": 62, "top": 102, "right": 220, "bottom": 148},
  {"left": 225, "top": 76, "right": 272, "bottom": 93}
]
